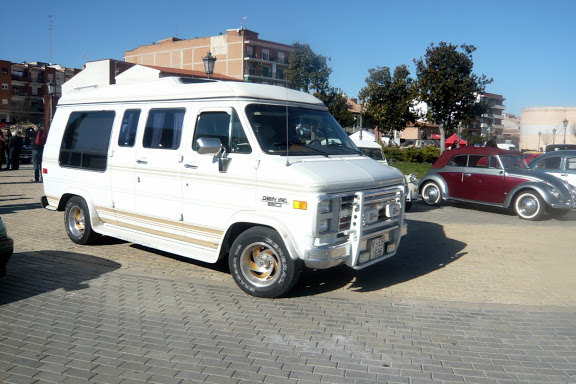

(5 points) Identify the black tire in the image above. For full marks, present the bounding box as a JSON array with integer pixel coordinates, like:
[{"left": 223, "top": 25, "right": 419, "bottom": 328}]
[
  {"left": 545, "top": 206, "right": 571, "bottom": 219},
  {"left": 421, "top": 181, "right": 442, "bottom": 206},
  {"left": 229, "top": 227, "right": 302, "bottom": 298},
  {"left": 64, "top": 196, "right": 101, "bottom": 245},
  {"left": 514, "top": 191, "right": 545, "bottom": 221},
  {"left": 405, "top": 200, "right": 412, "bottom": 211}
]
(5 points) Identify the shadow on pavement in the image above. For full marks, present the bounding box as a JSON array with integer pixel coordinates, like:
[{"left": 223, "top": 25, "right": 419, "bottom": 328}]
[
  {"left": 291, "top": 219, "right": 466, "bottom": 296},
  {"left": 0, "top": 251, "right": 121, "bottom": 306}
]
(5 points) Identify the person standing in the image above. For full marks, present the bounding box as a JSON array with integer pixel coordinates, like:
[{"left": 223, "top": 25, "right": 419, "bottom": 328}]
[
  {"left": 8, "top": 131, "right": 23, "bottom": 170},
  {"left": 1, "top": 129, "right": 12, "bottom": 170},
  {"left": 31, "top": 125, "right": 47, "bottom": 182}
]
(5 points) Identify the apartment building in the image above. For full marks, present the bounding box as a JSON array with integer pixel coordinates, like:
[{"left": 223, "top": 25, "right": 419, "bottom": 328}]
[
  {"left": 124, "top": 29, "right": 293, "bottom": 87},
  {"left": 472, "top": 92, "right": 506, "bottom": 138},
  {"left": 0, "top": 60, "right": 81, "bottom": 126}
]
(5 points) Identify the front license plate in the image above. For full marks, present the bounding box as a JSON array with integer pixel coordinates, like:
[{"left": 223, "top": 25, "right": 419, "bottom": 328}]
[{"left": 370, "top": 236, "right": 385, "bottom": 259}]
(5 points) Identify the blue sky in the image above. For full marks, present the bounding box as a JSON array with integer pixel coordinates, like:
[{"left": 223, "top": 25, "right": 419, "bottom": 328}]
[{"left": 2, "top": 0, "right": 574, "bottom": 115}]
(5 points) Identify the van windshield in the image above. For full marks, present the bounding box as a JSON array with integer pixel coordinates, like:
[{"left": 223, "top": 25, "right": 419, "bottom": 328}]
[{"left": 245, "top": 104, "right": 359, "bottom": 156}]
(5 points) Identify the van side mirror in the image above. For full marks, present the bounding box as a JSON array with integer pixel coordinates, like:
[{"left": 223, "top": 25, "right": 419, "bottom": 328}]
[
  {"left": 195, "top": 137, "right": 232, "bottom": 173},
  {"left": 196, "top": 137, "right": 222, "bottom": 155}
]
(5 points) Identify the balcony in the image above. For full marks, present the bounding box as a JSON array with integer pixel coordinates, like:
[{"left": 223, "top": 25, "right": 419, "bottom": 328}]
[{"left": 244, "top": 55, "right": 289, "bottom": 66}]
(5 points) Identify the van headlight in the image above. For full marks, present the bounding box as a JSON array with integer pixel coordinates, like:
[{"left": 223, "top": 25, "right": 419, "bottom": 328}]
[
  {"left": 318, "top": 219, "right": 331, "bottom": 233},
  {"left": 317, "top": 196, "right": 343, "bottom": 235},
  {"left": 319, "top": 199, "right": 332, "bottom": 214}
]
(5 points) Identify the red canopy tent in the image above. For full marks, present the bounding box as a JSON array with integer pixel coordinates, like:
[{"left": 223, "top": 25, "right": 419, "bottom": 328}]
[{"left": 445, "top": 133, "right": 467, "bottom": 146}]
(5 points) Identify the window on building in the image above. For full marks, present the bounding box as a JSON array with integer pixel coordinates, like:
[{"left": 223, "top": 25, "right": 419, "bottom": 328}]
[
  {"left": 262, "top": 49, "right": 269, "bottom": 61},
  {"left": 59, "top": 111, "right": 115, "bottom": 171},
  {"left": 277, "top": 68, "right": 284, "bottom": 80},
  {"left": 118, "top": 109, "right": 141, "bottom": 147},
  {"left": 2, "top": 99, "right": 8, "bottom": 105},
  {"left": 246, "top": 45, "right": 253, "bottom": 58},
  {"left": 143, "top": 108, "right": 185, "bottom": 149},
  {"left": 1, "top": 83, "right": 8, "bottom": 90},
  {"left": 278, "top": 52, "right": 285, "bottom": 64}
]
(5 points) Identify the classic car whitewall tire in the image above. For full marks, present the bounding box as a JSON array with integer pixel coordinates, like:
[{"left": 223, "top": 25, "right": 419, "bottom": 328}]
[
  {"left": 421, "top": 182, "right": 442, "bottom": 206},
  {"left": 64, "top": 197, "right": 102, "bottom": 245},
  {"left": 514, "top": 191, "right": 545, "bottom": 221},
  {"left": 229, "top": 227, "right": 302, "bottom": 298}
]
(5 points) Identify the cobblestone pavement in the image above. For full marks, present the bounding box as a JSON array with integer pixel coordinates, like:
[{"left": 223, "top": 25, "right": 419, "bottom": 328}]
[{"left": 1, "top": 165, "right": 575, "bottom": 384}]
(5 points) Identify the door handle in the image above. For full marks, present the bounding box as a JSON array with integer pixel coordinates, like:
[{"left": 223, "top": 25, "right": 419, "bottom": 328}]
[
  {"left": 464, "top": 173, "right": 471, "bottom": 177},
  {"left": 184, "top": 164, "right": 198, "bottom": 169},
  {"left": 136, "top": 159, "right": 148, "bottom": 164}
]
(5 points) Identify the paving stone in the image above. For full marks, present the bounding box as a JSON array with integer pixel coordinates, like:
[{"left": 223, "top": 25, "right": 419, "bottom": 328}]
[{"left": 0, "top": 171, "right": 575, "bottom": 384}]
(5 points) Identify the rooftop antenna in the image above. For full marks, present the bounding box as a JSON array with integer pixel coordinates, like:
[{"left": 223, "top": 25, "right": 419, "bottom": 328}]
[
  {"left": 49, "top": 15, "right": 54, "bottom": 63},
  {"left": 240, "top": 16, "right": 247, "bottom": 30}
]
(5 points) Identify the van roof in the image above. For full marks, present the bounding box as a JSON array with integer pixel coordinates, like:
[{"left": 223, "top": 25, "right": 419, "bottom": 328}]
[{"left": 58, "top": 77, "right": 324, "bottom": 107}]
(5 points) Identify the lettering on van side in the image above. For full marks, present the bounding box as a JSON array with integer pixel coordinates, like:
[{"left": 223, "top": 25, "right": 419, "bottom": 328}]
[{"left": 262, "top": 196, "right": 288, "bottom": 208}]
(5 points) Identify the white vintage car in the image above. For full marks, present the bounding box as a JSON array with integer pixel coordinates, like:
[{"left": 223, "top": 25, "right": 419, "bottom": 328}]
[{"left": 352, "top": 139, "right": 419, "bottom": 210}]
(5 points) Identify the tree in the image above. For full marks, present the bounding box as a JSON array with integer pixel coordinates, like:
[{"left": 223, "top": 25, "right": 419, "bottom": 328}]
[
  {"left": 541, "top": 132, "right": 553, "bottom": 147},
  {"left": 11, "top": 101, "right": 31, "bottom": 124},
  {"left": 314, "top": 87, "right": 354, "bottom": 127},
  {"left": 288, "top": 43, "right": 331, "bottom": 93},
  {"left": 359, "top": 65, "right": 416, "bottom": 134},
  {"left": 414, "top": 42, "right": 493, "bottom": 152},
  {"left": 569, "top": 123, "right": 576, "bottom": 144}
]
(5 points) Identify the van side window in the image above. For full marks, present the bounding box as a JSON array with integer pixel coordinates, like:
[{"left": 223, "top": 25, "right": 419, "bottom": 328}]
[
  {"left": 59, "top": 111, "right": 115, "bottom": 171},
  {"left": 143, "top": 108, "right": 185, "bottom": 149},
  {"left": 193, "top": 110, "right": 252, "bottom": 154},
  {"left": 118, "top": 109, "right": 140, "bottom": 147}
]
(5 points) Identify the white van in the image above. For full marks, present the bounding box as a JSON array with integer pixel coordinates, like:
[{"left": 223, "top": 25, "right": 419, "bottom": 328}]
[{"left": 41, "top": 73, "right": 407, "bottom": 298}]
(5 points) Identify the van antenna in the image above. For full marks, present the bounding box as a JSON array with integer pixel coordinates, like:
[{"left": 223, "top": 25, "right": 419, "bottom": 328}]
[{"left": 285, "top": 86, "right": 290, "bottom": 166}]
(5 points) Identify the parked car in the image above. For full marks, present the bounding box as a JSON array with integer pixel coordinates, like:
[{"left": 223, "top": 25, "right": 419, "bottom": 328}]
[
  {"left": 528, "top": 150, "right": 576, "bottom": 188},
  {"left": 418, "top": 147, "right": 576, "bottom": 220},
  {"left": 522, "top": 151, "right": 542, "bottom": 164},
  {"left": 352, "top": 139, "right": 419, "bottom": 210},
  {"left": 0, "top": 216, "right": 14, "bottom": 277},
  {"left": 545, "top": 144, "right": 576, "bottom": 153}
]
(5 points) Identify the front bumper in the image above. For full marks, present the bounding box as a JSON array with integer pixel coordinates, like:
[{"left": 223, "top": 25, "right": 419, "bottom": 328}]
[{"left": 304, "top": 222, "right": 408, "bottom": 269}]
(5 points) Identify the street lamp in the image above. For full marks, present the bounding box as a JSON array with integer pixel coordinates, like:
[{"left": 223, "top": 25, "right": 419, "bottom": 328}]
[
  {"left": 538, "top": 131, "right": 541, "bottom": 151},
  {"left": 46, "top": 81, "right": 57, "bottom": 132},
  {"left": 202, "top": 52, "right": 217, "bottom": 79},
  {"left": 552, "top": 128, "right": 557, "bottom": 144},
  {"left": 563, "top": 118, "right": 568, "bottom": 145}
]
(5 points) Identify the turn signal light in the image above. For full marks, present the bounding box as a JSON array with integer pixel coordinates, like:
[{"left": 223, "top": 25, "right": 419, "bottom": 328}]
[{"left": 293, "top": 201, "right": 307, "bottom": 210}]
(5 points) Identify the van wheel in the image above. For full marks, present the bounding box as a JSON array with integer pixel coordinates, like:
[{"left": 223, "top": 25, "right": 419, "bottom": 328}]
[
  {"left": 229, "top": 227, "right": 302, "bottom": 298},
  {"left": 64, "top": 197, "right": 101, "bottom": 245},
  {"left": 421, "top": 182, "right": 442, "bottom": 206},
  {"left": 514, "top": 191, "right": 544, "bottom": 221}
]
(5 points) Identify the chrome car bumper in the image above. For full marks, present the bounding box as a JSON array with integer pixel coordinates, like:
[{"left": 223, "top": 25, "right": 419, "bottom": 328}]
[{"left": 304, "top": 222, "right": 408, "bottom": 269}]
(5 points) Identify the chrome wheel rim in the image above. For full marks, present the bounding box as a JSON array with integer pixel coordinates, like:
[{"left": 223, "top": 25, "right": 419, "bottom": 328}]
[
  {"left": 517, "top": 195, "right": 538, "bottom": 217},
  {"left": 423, "top": 184, "right": 440, "bottom": 204},
  {"left": 67, "top": 206, "right": 85, "bottom": 238},
  {"left": 239, "top": 242, "right": 281, "bottom": 288}
]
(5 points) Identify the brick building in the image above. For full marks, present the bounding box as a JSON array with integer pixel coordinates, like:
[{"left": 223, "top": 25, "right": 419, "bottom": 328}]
[
  {"left": 0, "top": 60, "right": 81, "bottom": 127},
  {"left": 124, "top": 29, "right": 293, "bottom": 87}
]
